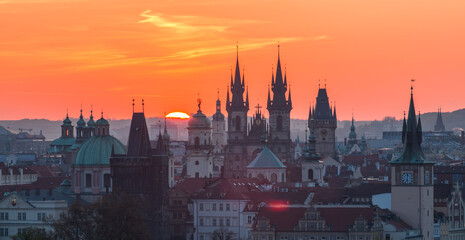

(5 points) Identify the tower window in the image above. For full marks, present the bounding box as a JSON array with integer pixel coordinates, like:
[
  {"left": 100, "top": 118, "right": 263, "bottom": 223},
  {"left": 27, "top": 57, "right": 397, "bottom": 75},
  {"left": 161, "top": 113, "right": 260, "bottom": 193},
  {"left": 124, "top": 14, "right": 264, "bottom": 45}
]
[
  {"left": 195, "top": 137, "right": 200, "bottom": 149},
  {"left": 66, "top": 129, "right": 69, "bottom": 136},
  {"left": 235, "top": 116, "right": 241, "bottom": 131},
  {"left": 277, "top": 115, "right": 283, "bottom": 130}
]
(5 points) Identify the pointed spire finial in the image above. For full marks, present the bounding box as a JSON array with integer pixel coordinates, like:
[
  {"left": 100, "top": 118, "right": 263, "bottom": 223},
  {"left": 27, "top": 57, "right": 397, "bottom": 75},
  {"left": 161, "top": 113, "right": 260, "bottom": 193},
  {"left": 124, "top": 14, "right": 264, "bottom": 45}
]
[
  {"left": 278, "top": 41, "right": 280, "bottom": 59},
  {"left": 217, "top": 88, "right": 220, "bottom": 100},
  {"left": 132, "top": 99, "right": 135, "bottom": 113},
  {"left": 80, "top": 104, "right": 83, "bottom": 114},
  {"left": 236, "top": 41, "right": 239, "bottom": 58},
  {"left": 324, "top": 79, "right": 327, "bottom": 88},
  {"left": 66, "top": 108, "right": 68, "bottom": 118},
  {"left": 142, "top": 99, "right": 145, "bottom": 113},
  {"left": 411, "top": 79, "right": 415, "bottom": 95},
  {"left": 101, "top": 109, "right": 103, "bottom": 118},
  {"left": 318, "top": 79, "right": 320, "bottom": 88}
]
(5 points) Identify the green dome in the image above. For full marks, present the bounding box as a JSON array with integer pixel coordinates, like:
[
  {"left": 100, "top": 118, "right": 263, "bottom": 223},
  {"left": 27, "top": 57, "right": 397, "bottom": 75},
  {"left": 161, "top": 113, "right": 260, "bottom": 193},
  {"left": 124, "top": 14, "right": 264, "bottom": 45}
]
[
  {"left": 74, "top": 135, "right": 125, "bottom": 166},
  {"left": 62, "top": 115, "right": 72, "bottom": 126},
  {"left": 96, "top": 117, "right": 109, "bottom": 126},
  {"left": 77, "top": 114, "right": 86, "bottom": 126}
]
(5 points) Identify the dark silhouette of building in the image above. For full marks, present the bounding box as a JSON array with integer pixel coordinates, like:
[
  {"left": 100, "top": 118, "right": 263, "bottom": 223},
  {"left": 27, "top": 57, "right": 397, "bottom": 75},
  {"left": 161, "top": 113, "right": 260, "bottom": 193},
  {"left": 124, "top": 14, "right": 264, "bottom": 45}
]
[
  {"left": 308, "top": 86, "right": 337, "bottom": 158},
  {"left": 223, "top": 47, "right": 294, "bottom": 178},
  {"left": 110, "top": 107, "right": 170, "bottom": 240}
]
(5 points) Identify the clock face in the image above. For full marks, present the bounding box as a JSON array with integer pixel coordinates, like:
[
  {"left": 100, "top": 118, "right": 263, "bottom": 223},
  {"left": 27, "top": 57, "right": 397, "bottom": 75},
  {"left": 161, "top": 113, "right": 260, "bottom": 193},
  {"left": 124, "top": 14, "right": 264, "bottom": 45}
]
[
  {"left": 401, "top": 172, "right": 413, "bottom": 184},
  {"left": 255, "top": 119, "right": 261, "bottom": 125},
  {"left": 320, "top": 129, "right": 328, "bottom": 137}
]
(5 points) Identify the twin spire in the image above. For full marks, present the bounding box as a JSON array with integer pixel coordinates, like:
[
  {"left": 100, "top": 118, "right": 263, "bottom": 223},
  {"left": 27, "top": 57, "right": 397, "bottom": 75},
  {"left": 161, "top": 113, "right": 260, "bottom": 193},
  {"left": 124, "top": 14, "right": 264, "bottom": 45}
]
[
  {"left": 267, "top": 45, "right": 292, "bottom": 110},
  {"left": 226, "top": 44, "right": 249, "bottom": 111}
]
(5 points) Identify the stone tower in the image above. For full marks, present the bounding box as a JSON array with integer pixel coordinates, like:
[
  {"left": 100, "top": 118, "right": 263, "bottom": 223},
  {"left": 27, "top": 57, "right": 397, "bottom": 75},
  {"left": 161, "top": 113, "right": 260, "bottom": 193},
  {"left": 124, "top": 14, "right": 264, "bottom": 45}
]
[
  {"left": 186, "top": 99, "right": 213, "bottom": 178},
  {"left": 267, "top": 46, "right": 294, "bottom": 162},
  {"left": 308, "top": 87, "right": 337, "bottom": 158},
  {"left": 212, "top": 92, "right": 226, "bottom": 154},
  {"left": 390, "top": 87, "right": 434, "bottom": 240}
]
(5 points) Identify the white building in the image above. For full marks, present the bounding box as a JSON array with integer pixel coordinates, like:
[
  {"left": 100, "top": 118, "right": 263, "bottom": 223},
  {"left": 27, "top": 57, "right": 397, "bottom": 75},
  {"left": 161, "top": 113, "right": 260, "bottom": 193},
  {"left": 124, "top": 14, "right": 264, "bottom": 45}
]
[
  {"left": 0, "top": 164, "right": 38, "bottom": 186},
  {"left": 186, "top": 102, "right": 213, "bottom": 178},
  {"left": 0, "top": 187, "right": 73, "bottom": 239}
]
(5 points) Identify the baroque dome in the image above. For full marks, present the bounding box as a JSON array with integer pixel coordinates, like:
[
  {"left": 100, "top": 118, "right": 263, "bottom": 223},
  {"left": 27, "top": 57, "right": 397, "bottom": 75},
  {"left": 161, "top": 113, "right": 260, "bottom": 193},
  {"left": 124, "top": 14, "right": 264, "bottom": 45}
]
[{"left": 73, "top": 135, "right": 125, "bottom": 166}]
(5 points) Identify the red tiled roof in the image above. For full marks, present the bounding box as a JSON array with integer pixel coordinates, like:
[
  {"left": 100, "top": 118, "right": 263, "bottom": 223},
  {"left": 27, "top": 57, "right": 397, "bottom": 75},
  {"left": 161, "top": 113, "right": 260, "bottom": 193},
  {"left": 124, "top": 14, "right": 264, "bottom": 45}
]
[
  {"left": 258, "top": 206, "right": 306, "bottom": 231},
  {"left": 0, "top": 176, "right": 68, "bottom": 197},
  {"left": 191, "top": 178, "right": 262, "bottom": 200},
  {"left": 319, "top": 207, "right": 374, "bottom": 232}
]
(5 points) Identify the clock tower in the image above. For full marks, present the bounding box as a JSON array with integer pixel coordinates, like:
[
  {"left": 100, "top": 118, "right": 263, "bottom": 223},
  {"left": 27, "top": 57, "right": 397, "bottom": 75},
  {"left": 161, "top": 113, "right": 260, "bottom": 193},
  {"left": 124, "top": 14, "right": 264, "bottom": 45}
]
[
  {"left": 390, "top": 87, "right": 434, "bottom": 240},
  {"left": 308, "top": 86, "right": 337, "bottom": 158}
]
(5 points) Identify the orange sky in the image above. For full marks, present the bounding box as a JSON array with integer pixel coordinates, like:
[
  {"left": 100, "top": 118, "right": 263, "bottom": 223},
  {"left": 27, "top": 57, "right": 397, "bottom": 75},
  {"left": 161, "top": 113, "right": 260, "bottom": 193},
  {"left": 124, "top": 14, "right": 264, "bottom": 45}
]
[{"left": 1, "top": 0, "right": 464, "bottom": 121}]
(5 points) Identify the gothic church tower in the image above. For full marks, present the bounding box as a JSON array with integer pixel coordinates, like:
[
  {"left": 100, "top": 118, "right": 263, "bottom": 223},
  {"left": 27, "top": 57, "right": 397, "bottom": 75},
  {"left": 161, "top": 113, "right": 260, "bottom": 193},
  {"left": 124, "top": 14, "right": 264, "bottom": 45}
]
[
  {"left": 308, "top": 86, "right": 337, "bottom": 158},
  {"left": 390, "top": 87, "right": 434, "bottom": 240},
  {"left": 267, "top": 46, "right": 293, "bottom": 162}
]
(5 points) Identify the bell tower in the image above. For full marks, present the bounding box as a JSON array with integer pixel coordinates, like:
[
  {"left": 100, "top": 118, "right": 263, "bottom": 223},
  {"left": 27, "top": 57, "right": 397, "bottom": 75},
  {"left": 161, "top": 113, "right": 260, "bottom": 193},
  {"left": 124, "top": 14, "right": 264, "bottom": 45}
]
[
  {"left": 390, "top": 85, "right": 434, "bottom": 240},
  {"left": 308, "top": 85, "right": 337, "bottom": 158},
  {"left": 267, "top": 45, "right": 293, "bottom": 162}
]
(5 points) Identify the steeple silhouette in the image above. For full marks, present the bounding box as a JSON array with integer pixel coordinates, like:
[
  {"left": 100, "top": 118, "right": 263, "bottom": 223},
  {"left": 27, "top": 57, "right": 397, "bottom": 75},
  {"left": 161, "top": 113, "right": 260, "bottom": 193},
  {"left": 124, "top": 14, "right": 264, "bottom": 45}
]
[
  {"left": 267, "top": 45, "right": 291, "bottom": 110},
  {"left": 391, "top": 87, "right": 429, "bottom": 164},
  {"left": 227, "top": 45, "right": 248, "bottom": 111},
  {"left": 434, "top": 107, "right": 446, "bottom": 132}
]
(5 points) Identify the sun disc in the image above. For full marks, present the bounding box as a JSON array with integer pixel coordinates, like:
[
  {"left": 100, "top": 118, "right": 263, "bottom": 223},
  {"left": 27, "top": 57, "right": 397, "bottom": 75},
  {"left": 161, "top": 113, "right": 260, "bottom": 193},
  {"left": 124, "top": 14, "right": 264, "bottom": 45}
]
[{"left": 166, "top": 112, "right": 190, "bottom": 119}]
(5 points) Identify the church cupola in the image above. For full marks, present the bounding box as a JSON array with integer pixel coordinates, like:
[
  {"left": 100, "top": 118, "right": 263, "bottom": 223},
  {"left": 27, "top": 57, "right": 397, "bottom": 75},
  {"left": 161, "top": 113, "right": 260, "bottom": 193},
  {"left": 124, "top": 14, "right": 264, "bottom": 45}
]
[
  {"left": 187, "top": 98, "right": 212, "bottom": 150},
  {"left": 61, "top": 112, "right": 74, "bottom": 138},
  {"left": 95, "top": 112, "right": 110, "bottom": 137},
  {"left": 76, "top": 108, "right": 87, "bottom": 141}
]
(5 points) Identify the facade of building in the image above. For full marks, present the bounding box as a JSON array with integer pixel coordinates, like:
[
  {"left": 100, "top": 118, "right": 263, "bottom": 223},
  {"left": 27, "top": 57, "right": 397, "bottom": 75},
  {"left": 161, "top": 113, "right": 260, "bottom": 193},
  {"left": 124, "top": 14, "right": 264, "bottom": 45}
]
[
  {"left": 390, "top": 88, "right": 434, "bottom": 240},
  {"left": 0, "top": 163, "right": 38, "bottom": 186},
  {"left": 186, "top": 100, "right": 214, "bottom": 178},
  {"left": 252, "top": 206, "right": 384, "bottom": 240},
  {"left": 0, "top": 190, "right": 73, "bottom": 240},
  {"left": 301, "top": 129, "right": 325, "bottom": 185}
]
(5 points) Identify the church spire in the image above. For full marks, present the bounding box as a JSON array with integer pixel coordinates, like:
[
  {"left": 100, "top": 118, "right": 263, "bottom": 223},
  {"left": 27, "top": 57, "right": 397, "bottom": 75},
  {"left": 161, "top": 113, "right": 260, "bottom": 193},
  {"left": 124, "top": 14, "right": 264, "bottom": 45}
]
[
  {"left": 391, "top": 85, "right": 428, "bottom": 164},
  {"left": 268, "top": 44, "right": 291, "bottom": 110},
  {"left": 434, "top": 107, "right": 445, "bottom": 132},
  {"left": 228, "top": 44, "right": 246, "bottom": 110}
]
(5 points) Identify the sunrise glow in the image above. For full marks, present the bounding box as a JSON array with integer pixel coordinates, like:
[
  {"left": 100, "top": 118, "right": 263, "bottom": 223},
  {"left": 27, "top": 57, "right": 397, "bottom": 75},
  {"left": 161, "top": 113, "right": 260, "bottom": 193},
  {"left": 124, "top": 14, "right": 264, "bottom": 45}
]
[{"left": 166, "top": 112, "right": 191, "bottom": 119}]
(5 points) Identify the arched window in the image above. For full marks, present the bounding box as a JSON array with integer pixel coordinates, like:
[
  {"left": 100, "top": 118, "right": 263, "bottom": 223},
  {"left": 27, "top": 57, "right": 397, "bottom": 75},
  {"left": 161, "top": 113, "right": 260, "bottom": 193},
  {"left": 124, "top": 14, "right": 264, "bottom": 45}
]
[
  {"left": 195, "top": 161, "right": 199, "bottom": 165},
  {"left": 277, "top": 115, "right": 283, "bottom": 131},
  {"left": 195, "top": 137, "right": 200, "bottom": 149},
  {"left": 308, "top": 169, "right": 314, "bottom": 180},
  {"left": 235, "top": 116, "right": 241, "bottom": 131},
  {"left": 271, "top": 173, "right": 277, "bottom": 183}
]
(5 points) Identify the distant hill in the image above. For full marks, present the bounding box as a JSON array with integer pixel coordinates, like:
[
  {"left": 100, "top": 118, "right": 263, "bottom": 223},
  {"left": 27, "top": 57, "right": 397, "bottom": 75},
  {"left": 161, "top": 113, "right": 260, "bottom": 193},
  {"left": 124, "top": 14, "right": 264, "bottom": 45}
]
[{"left": 2, "top": 108, "right": 464, "bottom": 143}]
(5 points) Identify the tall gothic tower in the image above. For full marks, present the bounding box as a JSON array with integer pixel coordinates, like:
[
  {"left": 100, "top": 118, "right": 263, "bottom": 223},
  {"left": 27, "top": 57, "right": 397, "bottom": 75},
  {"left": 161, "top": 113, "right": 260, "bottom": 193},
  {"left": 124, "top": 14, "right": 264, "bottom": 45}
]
[
  {"left": 267, "top": 46, "right": 293, "bottom": 162},
  {"left": 226, "top": 47, "right": 249, "bottom": 142},
  {"left": 390, "top": 87, "right": 434, "bottom": 240},
  {"left": 308, "top": 86, "right": 337, "bottom": 158}
]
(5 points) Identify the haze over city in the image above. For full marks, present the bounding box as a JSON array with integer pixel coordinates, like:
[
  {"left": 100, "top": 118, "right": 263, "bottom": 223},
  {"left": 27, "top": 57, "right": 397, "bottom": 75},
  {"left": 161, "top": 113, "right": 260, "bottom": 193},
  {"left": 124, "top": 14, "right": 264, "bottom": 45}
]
[{"left": 1, "top": 0, "right": 465, "bottom": 120}]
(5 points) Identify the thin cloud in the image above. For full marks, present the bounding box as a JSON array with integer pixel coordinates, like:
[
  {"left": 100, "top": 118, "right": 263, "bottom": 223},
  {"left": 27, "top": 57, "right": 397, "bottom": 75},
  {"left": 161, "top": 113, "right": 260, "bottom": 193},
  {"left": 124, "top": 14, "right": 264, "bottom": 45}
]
[{"left": 139, "top": 10, "right": 227, "bottom": 33}]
